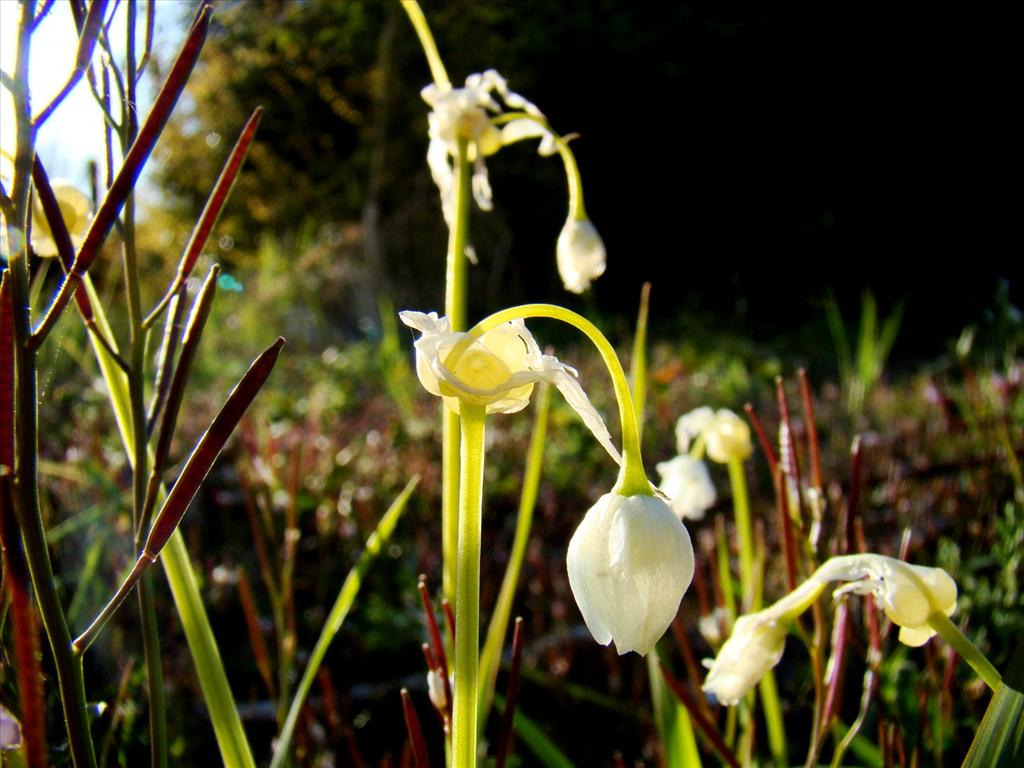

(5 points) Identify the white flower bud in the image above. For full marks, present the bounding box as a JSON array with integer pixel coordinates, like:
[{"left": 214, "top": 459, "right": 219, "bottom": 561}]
[
  {"left": 655, "top": 454, "right": 716, "bottom": 520},
  {"left": 567, "top": 493, "right": 694, "bottom": 656},
  {"left": 702, "top": 613, "right": 788, "bottom": 706},
  {"left": 556, "top": 218, "right": 606, "bottom": 294}
]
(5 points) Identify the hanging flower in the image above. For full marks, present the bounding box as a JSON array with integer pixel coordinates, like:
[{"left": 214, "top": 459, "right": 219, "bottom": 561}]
[
  {"left": 30, "top": 178, "right": 91, "bottom": 257},
  {"left": 655, "top": 454, "right": 716, "bottom": 520},
  {"left": 567, "top": 492, "right": 694, "bottom": 656},
  {"left": 701, "top": 554, "right": 958, "bottom": 705},
  {"left": 399, "top": 310, "right": 620, "bottom": 462},
  {"left": 675, "top": 406, "right": 753, "bottom": 463},
  {"left": 556, "top": 218, "right": 606, "bottom": 294},
  {"left": 421, "top": 70, "right": 544, "bottom": 225}
]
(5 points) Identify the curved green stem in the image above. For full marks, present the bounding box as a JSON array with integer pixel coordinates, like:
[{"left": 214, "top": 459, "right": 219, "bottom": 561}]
[
  {"left": 927, "top": 612, "right": 1001, "bottom": 691},
  {"left": 454, "top": 404, "right": 487, "bottom": 767},
  {"left": 400, "top": 0, "right": 450, "bottom": 89},
  {"left": 467, "top": 304, "right": 652, "bottom": 496}
]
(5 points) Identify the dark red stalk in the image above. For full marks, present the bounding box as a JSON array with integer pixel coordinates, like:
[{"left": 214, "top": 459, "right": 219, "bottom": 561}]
[
  {"left": 417, "top": 578, "right": 452, "bottom": 717},
  {"left": 660, "top": 663, "right": 741, "bottom": 768},
  {"left": 495, "top": 617, "right": 525, "bottom": 768},
  {"left": 30, "top": 158, "right": 94, "bottom": 319},
  {"left": 238, "top": 568, "right": 275, "bottom": 698},
  {"left": 669, "top": 617, "right": 713, "bottom": 721},
  {"left": 774, "top": 467, "right": 799, "bottom": 591},
  {"left": 31, "top": 5, "right": 213, "bottom": 347},
  {"left": 34, "top": 0, "right": 107, "bottom": 126},
  {"left": 144, "top": 337, "right": 284, "bottom": 557},
  {"left": 400, "top": 690, "right": 431, "bottom": 768},
  {"left": 797, "top": 369, "right": 823, "bottom": 488},
  {"left": 743, "top": 402, "right": 778, "bottom": 478},
  {"left": 144, "top": 107, "right": 263, "bottom": 328},
  {"left": 0, "top": 476, "right": 49, "bottom": 768}
]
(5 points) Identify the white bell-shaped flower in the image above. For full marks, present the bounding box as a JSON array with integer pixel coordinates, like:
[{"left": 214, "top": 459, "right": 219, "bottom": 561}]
[
  {"left": 30, "top": 179, "right": 91, "bottom": 257},
  {"left": 567, "top": 493, "right": 694, "bottom": 656},
  {"left": 556, "top": 218, "right": 606, "bottom": 294},
  {"left": 399, "top": 310, "right": 620, "bottom": 463},
  {"left": 655, "top": 454, "right": 716, "bottom": 520}
]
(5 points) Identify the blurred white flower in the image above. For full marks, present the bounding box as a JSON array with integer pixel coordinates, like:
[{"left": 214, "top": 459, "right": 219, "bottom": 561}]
[
  {"left": 702, "top": 612, "right": 788, "bottom": 706},
  {"left": 421, "top": 70, "right": 543, "bottom": 224},
  {"left": 30, "top": 178, "right": 91, "bottom": 257},
  {"left": 0, "top": 702, "right": 21, "bottom": 751},
  {"left": 399, "top": 310, "right": 620, "bottom": 462},
  {"left": 655, "top": 454, "right": 716, "bottom": 520},
  {"left": 556, "top": 218, "right": 606, "bottom": 294},
  {"left": 675, "top": 406, "right": 752, "bottom": 463},
  {"left": 567, "top": 493, "right": 694, "bottom": 656}
]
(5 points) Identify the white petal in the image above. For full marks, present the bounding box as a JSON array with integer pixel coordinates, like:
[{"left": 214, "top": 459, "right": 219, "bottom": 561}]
[{"left": 675, "top": 406, "right": 715, "bottom": 454}]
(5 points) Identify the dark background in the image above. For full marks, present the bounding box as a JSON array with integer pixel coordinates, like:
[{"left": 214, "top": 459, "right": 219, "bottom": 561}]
[{"left": 158, "top": 0, "right": 1019, "bottom": 363}]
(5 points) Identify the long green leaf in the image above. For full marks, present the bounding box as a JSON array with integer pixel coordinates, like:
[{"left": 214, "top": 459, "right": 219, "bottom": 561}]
[
  {"left": 962, "top": 644, "right": 1023, "bottom": 768},
  {"left": 269, "top": 476, "right": 419, "bottom": 768},
  {"left": 83, "top": 277, "right": 257, "bottom": 768}
]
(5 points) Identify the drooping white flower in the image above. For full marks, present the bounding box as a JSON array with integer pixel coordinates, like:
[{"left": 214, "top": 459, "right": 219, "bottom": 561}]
[
  {"left": 821, "top": 554, "right": 958, "bottom": 647},
  {"left": 567, "top": 493, "right": 694, "bottom": 656},
  {"left": 0, "top": 702, "right": 21, "bottom": 751},
  {"left": 701, "top": 554, "right": 958, "bottom": 705},
  {"left": 421, "top": 70, "right": 544, "bottom": 225},
  {"left": 655, "top": 454, "right": 716, "bottom": 520},
  {"left": 30, "top": 179, "right": 91, "bottom": 257},
  {"left": 675, "top": 406, "right": 753, "bottom": 463},
  {"left": 399, "top": 310, "right": 620, "bottom": 463},
  {"left": 556, "top": 218, "right": 606, "bottom": 294}
]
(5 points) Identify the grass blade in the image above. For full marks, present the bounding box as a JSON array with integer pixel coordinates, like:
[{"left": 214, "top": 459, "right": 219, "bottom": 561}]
[
  {"left": 493, "top": 695, "right": 576, "bottom": 768},
  {"left": 269, "top": 477, "right": 419, "bottom": 768}
]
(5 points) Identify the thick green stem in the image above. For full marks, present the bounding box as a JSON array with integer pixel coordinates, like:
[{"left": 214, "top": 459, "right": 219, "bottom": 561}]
[
  {"left": 467, "top": 304, "right": 651, "bottom": 496},
  {"left": 441, "top": 138, "right": 472, "bottom": 607},
  {"left": 477, "top": 383, "right": 550, "bottom": 726},
  {"left": 453, "top": 404, "right": 486, "bottom": 767},
  {"left": 927, "top": 612, "right": 1001, "bottom": 691}
]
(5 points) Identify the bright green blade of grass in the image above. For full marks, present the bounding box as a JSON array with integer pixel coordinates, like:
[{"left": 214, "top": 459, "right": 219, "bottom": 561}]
[
  {"left": 478, "top": 382, "right": 550, "bottom": 728},
  {"left": 269, "top": 476, "right": 418, "bottom": 768},
  {"left": 962, "top": 644, "right": 1022, "bottom": 768}
]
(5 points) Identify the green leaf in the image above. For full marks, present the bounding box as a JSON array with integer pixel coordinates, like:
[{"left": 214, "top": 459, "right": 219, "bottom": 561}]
[
  {"left": 962, "top": 644, "right": 1024, "bottom": 768},
  {"left": 494, "top": 695, "right": 576, "bottom": 768}
]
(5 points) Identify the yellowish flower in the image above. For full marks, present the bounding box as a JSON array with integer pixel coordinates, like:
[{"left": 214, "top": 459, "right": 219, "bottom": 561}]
[
  {"left": 567, "top": 492, "right": 694, "bottom": 656},
  {"left": 399, "top": 310, "right": 620, "bottom": 462},
  {"left": 676, "top": 406, "right": 753, "bottom": 463},
  {"left": 30, "top": 179, "right": 91, "bottom": 257}
]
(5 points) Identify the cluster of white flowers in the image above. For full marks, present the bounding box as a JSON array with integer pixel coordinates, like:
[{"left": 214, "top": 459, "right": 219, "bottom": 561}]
[
  {"left": 420, "top": 70, "right": 606, "bottom": 294},
  {"left": 401, "top": 310, "right": 695, "bottom": 656}
]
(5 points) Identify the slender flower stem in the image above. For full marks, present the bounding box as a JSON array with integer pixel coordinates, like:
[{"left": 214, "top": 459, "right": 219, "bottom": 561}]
[
  {"left": 727, "top": 458, "right": 754, "bottom": 611},
  {"left": 453, "top": 403, "right": 487, "bottom": 767},
  {"left": 441, "top": 138, "right": 473, "bottom": 607},
  {"left": 400, "top": 0, "right": 450, "bottom": 89},
  {"left": 467, "top": 304, "right": 651, "bottom": 496},
  {"left": 927, "top": 612, "right": 1001, "bottom": 691}
]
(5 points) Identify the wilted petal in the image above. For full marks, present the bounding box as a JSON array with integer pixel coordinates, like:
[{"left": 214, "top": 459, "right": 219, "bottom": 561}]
[{"left": 702, "top": 613, "right": 788, "bottom": 706}]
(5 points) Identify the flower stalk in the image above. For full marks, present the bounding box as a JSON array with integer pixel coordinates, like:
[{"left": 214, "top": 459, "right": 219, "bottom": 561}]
[{"left": 453, "top": 403, "right": 487, "bottom": 766}]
